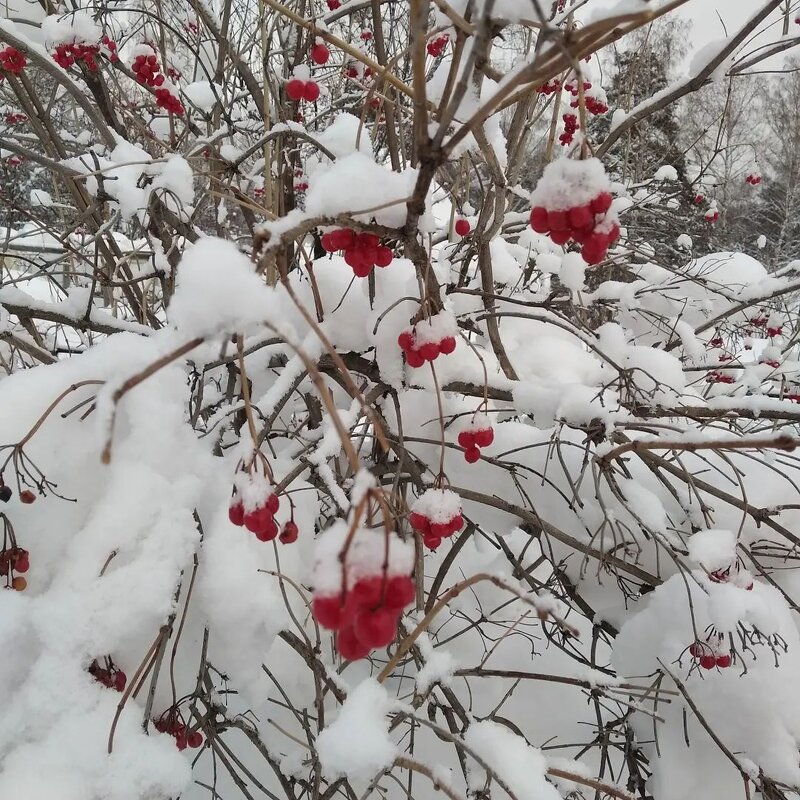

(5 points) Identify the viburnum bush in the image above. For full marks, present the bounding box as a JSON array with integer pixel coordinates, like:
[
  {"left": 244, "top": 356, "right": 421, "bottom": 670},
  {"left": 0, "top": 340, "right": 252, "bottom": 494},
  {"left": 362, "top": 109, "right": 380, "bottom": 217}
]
[{"left": 1, "top": 2, "right": 800, "bottom": 800}]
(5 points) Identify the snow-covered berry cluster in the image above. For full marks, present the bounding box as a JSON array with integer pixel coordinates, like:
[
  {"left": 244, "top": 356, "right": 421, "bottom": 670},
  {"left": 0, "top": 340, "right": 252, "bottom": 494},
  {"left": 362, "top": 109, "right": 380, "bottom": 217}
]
[
  {"left": 154, "top": 708, "right": 204, "bottom": 751},
  {"left": 228, "top": 471, "right": 296, "bottom": 543},
  {"left": 704, "top": 201, "right": 720, "bottom": 223},
  {"left": 321, "top": 228, "right": 393, "bottom": 276},
  {"left": 311, "top": 521, "right": 415, "bottom": 660},
  {"left": 706, "top": 370, "right": 735, "bottom": 385},
  {"left": 0, "top": 47, "right": 26, "bottom": 75},
  {"left": 88, "top": 657, "right": 127, "bottom": 692},
  {"left": 745, "top": 172, "right": 762, "bottom": 186},
  {"left": 689, "top": 640, "right": 732, "bottom": 670},
  {"left": 409, "top": 488, "right": 464, "bottom": 550},
  {"left": 458, "top": 414, "right": 494, "bottom": 463},
  {"left": 694, "top": 193, "right": 704, "bottom": 205},
  {"left": 311, "top": 42, "right": 330, "bottom": 65},
  {"left": 287, "top": 65, "right": 320, "bottom": 102},
  {"left": 0, "top": 545, "right": 29, "bottom": 591},
  {"left": 3, "top": 111, "right": 26, "bottom": 124},
  {"left": 361, "top": 29, "right": 373, "bottom": 41},
  {"left": 529, "top": 157, "right": 620, "bottom": 264},
  {"left": 397, "top": 310, "right": 458, "bottom": 368},
  {"left": 427, "top": 33, "right": 449, "bottom": 57}
]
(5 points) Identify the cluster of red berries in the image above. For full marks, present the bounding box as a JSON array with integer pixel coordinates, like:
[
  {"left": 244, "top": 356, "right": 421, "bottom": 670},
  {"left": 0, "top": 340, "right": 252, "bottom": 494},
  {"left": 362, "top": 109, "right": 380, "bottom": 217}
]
[
  {"left": 312, "top": 573, "right": 415, "bottom": 660},
  {"left": 183, "top": 17, "right": 199, "bottom": 35},
  {"left": 286, "top": 77, "right": 320, "bottom": 102},
  {"left": 745, "top": 173, "right": 762, "bottom": 186},
  {"left": 455, "top": 218, "right": 471, "bottom": 237},
  {"left": 132, "top": 50, "right": 185, "bottom": 114},
  {"left": 326, "top": 0, "right": 341, "bottom": 9},
  {"left": 132, "top": 52, "right": 163, "bottom": 86},
  {"left": 689, "top": 641, "right": 732, "bottom": 670},
  {"left": 537, "top": 79, "right": 561, "bottom": 95},
  {"left": 397, "top": 311, "right": 458, "bottom": 368},
  {"left": 88, "top": 657, "right": 127, "bottom": 692},
  {"left": 361, "top": 30, "right": 373, "bottom": 41},
  {"left": 154, "top": 87, "right": 184, "bottom": 115},
  {"left": 0, "top": 47, "right": 26, "bottom": 75},
  {"left": 3, "top": 112, "right": 27, "bottom": 124},
  {"left": 5, "top": 155, "right": 23, "bottom": 166},
  {"left": 574, "top": 94, "right": 608, "bottom": 115},
  {"left": 427, "top": 33, "right": 449, "bottom": 57},
  {"left": 409, "top": 489, "right": 464, "bottom": 550},
  {"left": 321, "top": 228, "right": 393, "bottom": 276},
  {"left": 706, "top": 370, "right": 735, "bottom": 385},
  {"left": 0, "top": 545, "right": 29, "bottom": 591},
  {"left": 704, "top": 206, "right": 720, "bottom": 223},
  {"left": 530, "top": 192, "right": 619, "bottom": 265},
  {"left": 344, "top": 63, "right": 373, "bottom": 80},
  {"left": 154, "top": 710, "right": 204, "bottom": 751},
  {"left": 760, "top": 349, "right": 782, "bottom": 369},
  {"left": 229, "top": 491, "right": 297, "bottom": 544},
  {"left": 560, "top": 113, "right": 579, "bottom": 146},
  {"left": 458, "top": 418, "right": 494, "bottom": 463},
  {"left": 694, "top": 193, "right": 704, "bottom": 205},
  {"left": 708, "top": 566, "right": 754, "bottom": 590},
  {"left": 311, "top": 42, "right": 330, "bottom": 65},
  {"left": 52, "top": 36, "right": 117, "bottom": 71}
]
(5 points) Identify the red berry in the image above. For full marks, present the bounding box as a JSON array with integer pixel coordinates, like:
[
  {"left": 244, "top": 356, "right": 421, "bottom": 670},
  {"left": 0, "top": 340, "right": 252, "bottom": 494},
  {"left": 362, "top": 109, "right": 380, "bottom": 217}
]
[
  {"left": 11, "top": 576, "right": 26, "bottom": 591},
  {"left": 474, "top": 427, "right": 494, "bottom": 448},
  {"left": 279, "top": 521, "right": 299, "bottom": 544},
  {"left": 188, "top": 731, "right": 204, "bottom": 748},
  {"left": 321, "top": 232, "right": 336, "bottom": 252},
  {"left": 255, "top": 517, "right": 279, "bottom": 541},
  {"left": 228, "top": 501, "right": 244, "bottom": 526},
  {"left": 114, "top": 671, "right": 127, "bottom": 692},
  {"left": 354, "top": 608, "right": 397, "bottom": 649},
  {"left": 352, "top": 576, "right": 383, "bottom": 607},
  {"left": 244, "top": 506, "right": 272, "bottom": 534},
  {"left": 405, "top": 349, "right": 425, "bottom": 368},
  {"left": 423, "top": 535, "right": 442, "bottom": 550},
  {"left": 448, "top": 513, "right": 464, "bottom": 534},
  {"left": 581, "top": 236, "right": 608, "bottom": 266},
  {"left": 313, "top": 594, "right": 348, "bottom": 629},
  {"left": 569, "top": 205, "right": 593, "bottom": 229},
  {"left": 430, "top": 522, "right": 451, "bottom": 539},
  {"left": 375, "top": 246, "right": 393, "bottom": 268},
  {"left": 549, "top": 229, "right": 572, "bottom": 246},
  {"left": 326, "top": 0, "right": 341, "bottom": 8},
  {"left": 688, "top": 642, "right": 703, "bottom": 658},
  {"left": 14, "top": 554, "right": 29, "bottom": 573},
  {"left": 384, "top": 575, "right": 415, "bottom": 609},
  {"left": 529, "top": 206, "right": 549, "bottom": 233},
  {"left": 19, "top": 489, "right": 36, "bottom": 504},
  {"left": 409, "top": 511, "right": 431, "bottom": 534},
  {"left": 715, "top": 654, "right": 731, "bottom": 668},
  {"left": 286, "top": 79, "right": 306, "bottom": 100},
  {"left": 336, "top": 624, "right": 371, "bottom": 660},
  {"left": 439, "top": 336, "right": 457, "bottom": 355},
  {"left": 458, "top": 430, "right": 476, "bottom": 448},
  {"left": 398, "top": 330, "right": 414, "bottom": 351},
  {"left": 175, "top": 734, "right": 187, "bottom": 751},
  {"left": 699, "top": 655, "right": 716, "bottom": 670},
  {"left": 590, "top": 192, "right": 613, "bottom": 214},
  {"left": 454, "top": 218, "right": 471, "bottom": 236},
  {"left": 303, "top": 81, "right": 320, "bottom": 102},
  {"left": 266, "top": 493, "right": 280, "bottom": 514},
  {"left": 464, "top": 446, "right": 481, "bottom": 464},
  {"left": 547, "top": 209, "right": 569, "bottom": 231},
  {"left": 311, "top": 44, "right": 330, "bottom": 64},
  {"left": 419, "top": 342, "right": 440, "bottom": 362}
]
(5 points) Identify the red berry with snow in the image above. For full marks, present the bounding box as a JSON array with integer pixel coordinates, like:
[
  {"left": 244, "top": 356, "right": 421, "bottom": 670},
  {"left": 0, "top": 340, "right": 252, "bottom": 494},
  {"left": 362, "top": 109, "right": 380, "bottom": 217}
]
[
  {"left": 279, "top": 521, "right": 299, "bottom": 544},
  {"left": 0, "top": 47, "right": 27, "bottom": 75}
]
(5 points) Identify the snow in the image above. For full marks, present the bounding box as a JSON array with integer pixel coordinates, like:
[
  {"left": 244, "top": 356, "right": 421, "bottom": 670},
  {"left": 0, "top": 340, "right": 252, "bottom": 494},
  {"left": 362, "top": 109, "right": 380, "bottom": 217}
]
[
  {"left": 30, "top": 189, "right": 53, "bottom": 207},
  {"left": 183, "top": 81, "right": 221, "bottom": 112},
  {"left": 305, "top": 152, "right": 424, "bottom": 229},
  {"left": 464, "top": 721, "right": 562, "bottom": 800},
  {"left": 654, "top": 165, "right": 679, "bottom": 181},
  {"left": 531, "top": 157, "right": 612, "bottom": 211},
  {"left": 687, "top": 529, "right": 737, "bottom": 572},
  {"left": 317, "top": 679, "right": 396, "bottom": 781},
  {"left": 168, "top": 237, "right": 281, "bottom": 338}
]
